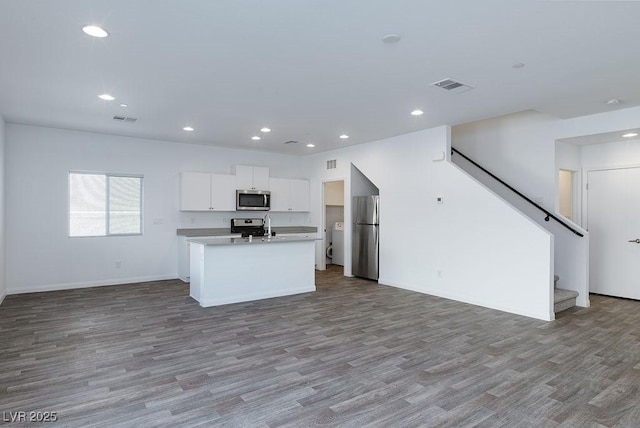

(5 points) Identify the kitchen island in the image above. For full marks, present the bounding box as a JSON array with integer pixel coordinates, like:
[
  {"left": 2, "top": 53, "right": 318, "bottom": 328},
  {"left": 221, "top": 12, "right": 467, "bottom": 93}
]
[{"left": 188, "top": 236, "right": 316, "bottom": 307}]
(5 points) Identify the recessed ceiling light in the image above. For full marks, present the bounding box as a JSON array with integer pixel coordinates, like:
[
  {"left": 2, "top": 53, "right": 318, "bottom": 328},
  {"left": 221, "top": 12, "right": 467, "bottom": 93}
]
[
  {"left": 606, "top": 98, "right": 621, "bottom": 105},
  {"left": 183, "top": 126, "right": 194, "bottom": 132},
  {"left": 82, "top": 25, "right": 109, "bottom": 38},
  {"left": 98, "top": 93, "right": 115, "bottom": 101},
  {"left": 119, "top": 103, "right": 128, "bottom": 108},
  {"left": 306, "top": 143, "right": 315, "bottom": 148},
  {"left": 251, "top": 136, "right": 261, "bottom": 141},
  {"left": 411, "top": 109, "right": 424, "bottom": 116},
  {"left": 260, "top": 127, "right": 271, "bottom": 133},
  {"left": 339, "top": 134, "right": 349, "bottom": 139},
  {"left": 381, "top": 33, "right": 401, "bottom": 44},
  {"left": 623, "top": 132, "right": 638, "bottom": 138}
]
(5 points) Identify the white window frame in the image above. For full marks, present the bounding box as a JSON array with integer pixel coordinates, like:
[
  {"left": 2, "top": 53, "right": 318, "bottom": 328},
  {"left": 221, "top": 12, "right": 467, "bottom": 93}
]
[{"left": 68, "top": 171, "right": 144, "bottom": 237}]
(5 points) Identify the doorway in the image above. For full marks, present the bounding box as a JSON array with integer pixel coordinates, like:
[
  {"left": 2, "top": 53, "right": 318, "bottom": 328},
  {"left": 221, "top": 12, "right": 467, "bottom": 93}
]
[
  {"left": 587, "top": 167, "right": 640, "bottom": 299},
  {"left": 558, "top": 169, "right": 573, "bottom": 220},
  {"left": 323, "top": 180, "right": 345, "bottom": 270}
]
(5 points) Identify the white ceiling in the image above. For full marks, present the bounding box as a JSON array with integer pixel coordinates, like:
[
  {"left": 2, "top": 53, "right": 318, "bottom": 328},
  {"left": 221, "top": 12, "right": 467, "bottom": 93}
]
[{"left": 1, "top": 0, "right": 640, "bottom": 155}]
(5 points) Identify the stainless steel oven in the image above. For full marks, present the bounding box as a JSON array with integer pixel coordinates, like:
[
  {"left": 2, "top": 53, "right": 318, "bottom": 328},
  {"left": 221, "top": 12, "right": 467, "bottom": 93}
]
[{"left": 236, "top": 189, "right": 271, "bottom": 211}]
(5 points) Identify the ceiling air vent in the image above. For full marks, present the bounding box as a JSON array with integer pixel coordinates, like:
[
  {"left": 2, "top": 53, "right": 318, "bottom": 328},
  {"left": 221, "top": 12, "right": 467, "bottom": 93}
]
[
  {"left": 430, "top": 78, "right": 474, "bottom": 94},
  {"left": 327, "top": 159, "right": 337, "bottom": 170},
  {"left": 113, "top": 115, "right": 138, "bottom": 123},
  {"left": 283, "top": 140, "right": 299, "bottom": 145}
]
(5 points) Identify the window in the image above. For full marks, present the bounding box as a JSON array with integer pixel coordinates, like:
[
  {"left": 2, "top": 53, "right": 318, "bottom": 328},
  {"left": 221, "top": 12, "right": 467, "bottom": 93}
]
[{"left": 69, "top": 172, "right": 143, "bottom": 237}]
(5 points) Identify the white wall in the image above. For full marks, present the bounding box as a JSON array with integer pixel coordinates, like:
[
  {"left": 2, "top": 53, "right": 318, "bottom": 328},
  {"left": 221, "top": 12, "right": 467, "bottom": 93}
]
[
  {"left": 453, "top": 107, "right": 640, "bottom": 213},
  {"left": 351, "top": 164, "right": 379, "bottom": 198},
  {"left": 305, "top": 126, "right": 554, "bottom": 320},
  {"left": 452, "top": 110, "right": 560, "bottom": 210},
  {"left": 581, "top": 138, "right": 640, "bottom": 169},
  {"left": 0, "top": 115, "right": 5, "bottom": 304},
  {"left": 5, "top": 124, "right": 309, "bottom": 294},
  {"left": 452, "top": 154, "right": 589, "bottom": 307},
  {"left": 451, "top": 106, "right": 640, "bottom": 308}
]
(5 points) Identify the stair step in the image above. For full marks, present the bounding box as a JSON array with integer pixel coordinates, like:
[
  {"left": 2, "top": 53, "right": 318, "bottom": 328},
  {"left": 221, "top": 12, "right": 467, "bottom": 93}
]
[{"left": 554, "top": 288, "right": 578, "bottom": 313}]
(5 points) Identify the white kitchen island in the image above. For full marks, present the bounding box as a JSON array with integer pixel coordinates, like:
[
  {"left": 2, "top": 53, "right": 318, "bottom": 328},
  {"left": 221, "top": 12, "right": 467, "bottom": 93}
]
[{"left": 188, "top": 236, "right": 316, "bottom": 307}]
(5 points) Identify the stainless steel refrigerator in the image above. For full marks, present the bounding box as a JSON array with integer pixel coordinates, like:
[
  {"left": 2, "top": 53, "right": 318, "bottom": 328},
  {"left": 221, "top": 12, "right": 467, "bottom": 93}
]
[{"left": 352, "top": 195, "right": 379, "bottom": 280}]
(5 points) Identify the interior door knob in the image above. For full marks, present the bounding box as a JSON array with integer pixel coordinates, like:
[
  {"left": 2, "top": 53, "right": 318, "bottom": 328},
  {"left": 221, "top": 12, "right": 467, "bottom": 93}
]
[{"left": 628, "top": 239, "right": 640, "bottom": 243}]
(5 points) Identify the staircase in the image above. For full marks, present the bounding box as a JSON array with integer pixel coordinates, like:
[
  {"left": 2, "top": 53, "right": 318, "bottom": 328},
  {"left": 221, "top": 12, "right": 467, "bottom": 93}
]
[{"left": 554, "top": 275, "right": 579, "bottom": 313}]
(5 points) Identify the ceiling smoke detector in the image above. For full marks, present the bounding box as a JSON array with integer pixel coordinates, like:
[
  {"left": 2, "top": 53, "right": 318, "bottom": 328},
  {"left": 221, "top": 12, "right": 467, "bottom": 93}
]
[{"left": 430, "top": 78, "right": 474, "bottom": 94}]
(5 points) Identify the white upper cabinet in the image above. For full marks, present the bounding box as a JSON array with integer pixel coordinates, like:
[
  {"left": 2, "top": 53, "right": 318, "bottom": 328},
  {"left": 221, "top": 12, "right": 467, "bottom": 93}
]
[
  {"left": 210, "top": 174, "right": 237, "bottom": 210},
  {"left": 269, "top": 178, "right": 310, "bottom": 212},
  {"left": 269, "top": 178, "right": 290, "bottom": 212},
  {"left": 236, "top": 165, "right": 270, "bottom": 190},
  {"left": 289, "top": 179, "right": 310, "bottom": 211},
  {"left": 180, "top": 172, "right": 236, "bottom": 211}
]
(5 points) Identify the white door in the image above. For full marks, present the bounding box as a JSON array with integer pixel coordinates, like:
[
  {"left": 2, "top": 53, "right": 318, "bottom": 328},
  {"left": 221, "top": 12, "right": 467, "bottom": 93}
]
[{"left": 587, "top": 167, "right": 640, "bottom": 299}]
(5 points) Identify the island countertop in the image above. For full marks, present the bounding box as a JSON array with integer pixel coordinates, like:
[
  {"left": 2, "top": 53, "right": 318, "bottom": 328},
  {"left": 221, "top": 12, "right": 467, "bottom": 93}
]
[
  {"left": 177, "top": 226, "right": 317, "bottom": 237},
  {"left": 188, "top": 235, "right": 317, "bottom": 246}
]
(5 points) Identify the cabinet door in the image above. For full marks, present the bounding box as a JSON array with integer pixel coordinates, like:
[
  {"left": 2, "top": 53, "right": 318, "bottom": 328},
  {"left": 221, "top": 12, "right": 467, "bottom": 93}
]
[
  {"left": 210, "top": 174, "right": 237, "bottom": 211},
  {"left": 289, "top": 179, "right": 310, "bottom": 211},
  {"left": 252, "top": 167, "right": 270, "bottom": 190},
  {"left": 235, "top": 165, "right": 254, "bottom": 189},
  {"left": 269, "top": 178, "right": 290, "bottom": 212},
  {"left": 180, "top": 172, "right": 211, "bottom": 211},
  {"left": 236, "top": 165, "right": 270, "bottom": 190}
]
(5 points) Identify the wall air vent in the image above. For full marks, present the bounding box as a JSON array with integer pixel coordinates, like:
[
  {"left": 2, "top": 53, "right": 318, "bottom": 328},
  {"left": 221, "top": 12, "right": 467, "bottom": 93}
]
[
  {"left": 327, "top": 159, "right": 337, "bottom": 170},
  {"left": 113, "top": 115, "right": 138, "bottom": 123},
  {"left": 283, "top": 140, "right": 299, "bottom": 145},
  {"left": 430, "top": 78, "right": 474, "bottom": 94}
]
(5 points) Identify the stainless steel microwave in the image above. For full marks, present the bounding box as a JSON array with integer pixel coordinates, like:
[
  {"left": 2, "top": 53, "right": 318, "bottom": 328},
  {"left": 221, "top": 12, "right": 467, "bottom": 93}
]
[{"left": 236, "top": 189, "right": 271, "bottom": 211}]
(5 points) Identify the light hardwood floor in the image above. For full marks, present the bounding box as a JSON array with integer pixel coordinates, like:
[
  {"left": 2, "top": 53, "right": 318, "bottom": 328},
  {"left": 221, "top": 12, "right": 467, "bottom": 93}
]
[{"left": 1, "top": 265, "right": 640, "bottom": 427}]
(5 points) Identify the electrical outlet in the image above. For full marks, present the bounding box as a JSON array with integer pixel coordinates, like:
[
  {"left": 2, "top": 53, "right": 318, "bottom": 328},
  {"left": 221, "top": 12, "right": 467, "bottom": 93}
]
[{"left": 115, "top": 261, "right": 122, "bottom": 269}]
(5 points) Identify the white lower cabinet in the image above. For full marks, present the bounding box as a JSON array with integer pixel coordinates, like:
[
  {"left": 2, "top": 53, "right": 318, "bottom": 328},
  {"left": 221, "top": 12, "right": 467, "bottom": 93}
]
[{"left": 269, "top": 178, "right": 310, "bottom": 212}]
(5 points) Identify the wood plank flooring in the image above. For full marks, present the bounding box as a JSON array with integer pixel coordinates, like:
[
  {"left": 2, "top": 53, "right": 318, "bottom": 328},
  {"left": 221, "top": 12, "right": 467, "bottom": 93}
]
[{"left": 1, "top": 265, "right": 640, "bottom": 427}]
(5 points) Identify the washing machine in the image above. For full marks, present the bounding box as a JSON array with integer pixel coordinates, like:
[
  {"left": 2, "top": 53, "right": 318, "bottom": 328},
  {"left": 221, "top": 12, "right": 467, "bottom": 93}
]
[{"left": 332, "top": 222, "right": 345, "bottom": 266}]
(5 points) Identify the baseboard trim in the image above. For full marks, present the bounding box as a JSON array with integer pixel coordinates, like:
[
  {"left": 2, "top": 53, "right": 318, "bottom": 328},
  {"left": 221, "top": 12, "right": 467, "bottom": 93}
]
[
  {"left": 7, "top": 274, "right": 178, "bottom": 295},
  {"left": 378, "top": 277, "right": 554, "bottom": 321}
]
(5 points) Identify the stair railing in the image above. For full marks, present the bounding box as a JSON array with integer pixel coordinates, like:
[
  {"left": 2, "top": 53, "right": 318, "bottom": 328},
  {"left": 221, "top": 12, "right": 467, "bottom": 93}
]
[{"left": 451, "top": 147, "right": 584, "bottom": 237}]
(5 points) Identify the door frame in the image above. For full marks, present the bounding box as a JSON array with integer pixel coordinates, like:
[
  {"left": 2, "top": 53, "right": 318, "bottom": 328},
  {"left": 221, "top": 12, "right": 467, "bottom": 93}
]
[{"left": 321, "top": 178, "right": 346, "bottom": 272}]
